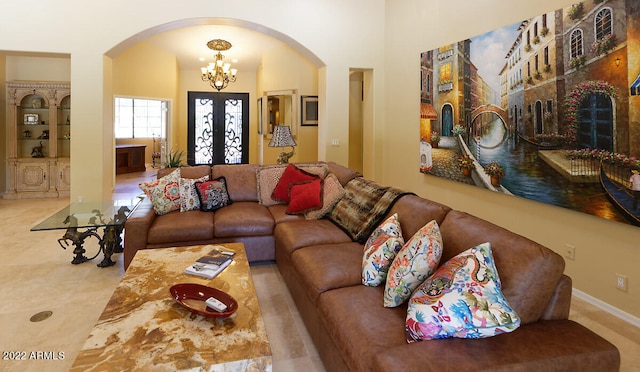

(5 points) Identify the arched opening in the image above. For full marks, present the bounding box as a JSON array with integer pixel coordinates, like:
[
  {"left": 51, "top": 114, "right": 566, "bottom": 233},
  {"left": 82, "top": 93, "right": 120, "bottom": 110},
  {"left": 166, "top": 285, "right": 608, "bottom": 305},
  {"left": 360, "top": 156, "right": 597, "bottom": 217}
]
[
  {"left": 534, "top": 101, "right": 543, "bottom": 135},
  {"left": 577, "top": 93, "right": 613, "bottom": 151}
]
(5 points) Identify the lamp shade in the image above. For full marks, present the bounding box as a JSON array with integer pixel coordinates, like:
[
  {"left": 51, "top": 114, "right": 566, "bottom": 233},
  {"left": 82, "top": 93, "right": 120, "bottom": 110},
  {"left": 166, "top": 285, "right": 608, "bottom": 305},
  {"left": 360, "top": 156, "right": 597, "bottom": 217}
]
[{"left": 269, "top": 125, "right": 297, "bottom": 147}]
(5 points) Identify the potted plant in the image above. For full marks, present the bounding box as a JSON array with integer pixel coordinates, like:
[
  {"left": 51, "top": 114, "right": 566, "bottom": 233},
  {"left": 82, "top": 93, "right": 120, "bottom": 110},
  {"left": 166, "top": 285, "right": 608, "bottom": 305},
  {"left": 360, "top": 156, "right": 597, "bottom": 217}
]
[
  {"left": 430, "top": 131, "right": 441, "bottom": 148},
  {"left": 484, "top": 161, "right": 506, "bottom": 187},
  {"left": 452, "top": 125, "right": 466, "bottom": 136},
  {"left": 164, "top": 147, "right": 185, "bottom": 168},
  {"left": 458, "top": 156, "right": 474, "bottom": 177}
]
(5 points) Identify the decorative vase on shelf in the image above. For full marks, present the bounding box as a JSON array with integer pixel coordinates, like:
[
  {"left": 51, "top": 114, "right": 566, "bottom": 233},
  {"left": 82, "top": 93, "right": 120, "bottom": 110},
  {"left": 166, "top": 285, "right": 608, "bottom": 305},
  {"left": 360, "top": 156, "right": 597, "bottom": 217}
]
[
  {"left": 23, "top": 130, "right": 31, "bottom": 138},
  {"left": 66, "top": 115, "right": 70, "bottom": 125}
]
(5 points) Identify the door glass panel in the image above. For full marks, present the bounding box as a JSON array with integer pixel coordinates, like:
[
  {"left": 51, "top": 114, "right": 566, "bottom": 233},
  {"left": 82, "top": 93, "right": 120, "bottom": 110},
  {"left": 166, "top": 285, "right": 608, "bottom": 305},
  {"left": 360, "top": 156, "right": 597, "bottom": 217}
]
[
  {"left": 224, "top": 98, "right": 243, "bottom": 164},
  {"left": 195, "top": 98, "right": 214, "bottom": 164}
]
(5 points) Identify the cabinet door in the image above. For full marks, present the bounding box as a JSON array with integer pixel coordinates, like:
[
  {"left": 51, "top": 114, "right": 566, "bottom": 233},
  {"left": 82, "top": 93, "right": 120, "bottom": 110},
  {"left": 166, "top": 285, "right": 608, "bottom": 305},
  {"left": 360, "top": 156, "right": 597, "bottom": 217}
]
[
  {"left": 56, "top": 160, "right": 71, "bottom": 191},
  {"left": 16, "top": 161, "right": 50, "bottom": 192}
]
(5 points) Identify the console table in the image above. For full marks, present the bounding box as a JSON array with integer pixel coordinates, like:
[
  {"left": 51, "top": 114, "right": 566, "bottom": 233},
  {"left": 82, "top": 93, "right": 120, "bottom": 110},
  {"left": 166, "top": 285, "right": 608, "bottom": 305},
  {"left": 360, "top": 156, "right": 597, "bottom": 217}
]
[{"left": 116, "top": 144, "right": 146, "bottom": 174}]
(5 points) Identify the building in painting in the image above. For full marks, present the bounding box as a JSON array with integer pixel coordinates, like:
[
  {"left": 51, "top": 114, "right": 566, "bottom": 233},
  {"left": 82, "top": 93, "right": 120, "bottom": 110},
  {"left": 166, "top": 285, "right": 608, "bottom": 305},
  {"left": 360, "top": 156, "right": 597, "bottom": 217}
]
[
  {"left": 562, "top": 0, "right": 630, "bottom": 154},
  {"left": 519, "top": 10, "right": 566, "bottom": 138},
  {"left": 431, "top": 41, "right": 472, "bottom": 136},
  {"left": 505, "top": 22, "right": 526, "bottom": 135}
]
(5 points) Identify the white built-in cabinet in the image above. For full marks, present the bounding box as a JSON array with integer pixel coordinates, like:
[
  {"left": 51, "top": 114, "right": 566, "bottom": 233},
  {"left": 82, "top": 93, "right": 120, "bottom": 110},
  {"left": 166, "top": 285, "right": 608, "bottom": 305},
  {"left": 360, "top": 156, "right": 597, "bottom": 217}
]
[{"left": 4, "top": 81, "right": 71, "bottom": 198}]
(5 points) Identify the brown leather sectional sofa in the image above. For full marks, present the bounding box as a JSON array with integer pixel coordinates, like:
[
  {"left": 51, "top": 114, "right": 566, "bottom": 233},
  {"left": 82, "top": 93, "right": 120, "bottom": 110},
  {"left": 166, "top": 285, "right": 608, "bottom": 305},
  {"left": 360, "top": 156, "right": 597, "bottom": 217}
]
[{"left": 124, "top": 162, "right": 620, "bottom": 371}]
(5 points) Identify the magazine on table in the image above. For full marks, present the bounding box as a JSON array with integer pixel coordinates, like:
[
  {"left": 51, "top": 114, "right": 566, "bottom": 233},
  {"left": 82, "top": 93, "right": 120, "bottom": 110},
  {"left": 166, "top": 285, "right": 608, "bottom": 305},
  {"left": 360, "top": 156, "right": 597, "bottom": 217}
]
[{"left": 185, "top": 248, "right": 234, "bottom": 279}]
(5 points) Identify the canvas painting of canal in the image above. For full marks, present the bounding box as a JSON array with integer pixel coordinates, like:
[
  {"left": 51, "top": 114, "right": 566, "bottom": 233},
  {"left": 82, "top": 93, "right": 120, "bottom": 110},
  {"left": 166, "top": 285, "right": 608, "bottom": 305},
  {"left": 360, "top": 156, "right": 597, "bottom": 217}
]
[{"left": 419, "top": 0, "right": 640, "bottom": 227}]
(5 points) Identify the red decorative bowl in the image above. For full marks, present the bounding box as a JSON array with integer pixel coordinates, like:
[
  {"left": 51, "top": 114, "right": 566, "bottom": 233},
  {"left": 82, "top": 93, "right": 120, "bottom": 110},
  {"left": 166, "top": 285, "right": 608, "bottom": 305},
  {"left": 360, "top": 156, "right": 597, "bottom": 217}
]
[{"left": 169, "top": 283, "right": 238, "bottom": 318}]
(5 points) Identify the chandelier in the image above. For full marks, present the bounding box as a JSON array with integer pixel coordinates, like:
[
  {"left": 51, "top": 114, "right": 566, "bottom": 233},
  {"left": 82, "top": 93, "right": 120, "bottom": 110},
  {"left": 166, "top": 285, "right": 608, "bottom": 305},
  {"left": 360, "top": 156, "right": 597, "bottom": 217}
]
[{"left": 200, "top": 39, "right": 238, "bottom": 91}]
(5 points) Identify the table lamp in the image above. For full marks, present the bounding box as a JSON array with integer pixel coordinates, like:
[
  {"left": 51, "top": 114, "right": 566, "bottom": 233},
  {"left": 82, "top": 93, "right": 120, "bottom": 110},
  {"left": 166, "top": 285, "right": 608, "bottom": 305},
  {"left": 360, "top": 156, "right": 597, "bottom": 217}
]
[{"left": 269, "top": 125, "right": 297, "bottom": 164}]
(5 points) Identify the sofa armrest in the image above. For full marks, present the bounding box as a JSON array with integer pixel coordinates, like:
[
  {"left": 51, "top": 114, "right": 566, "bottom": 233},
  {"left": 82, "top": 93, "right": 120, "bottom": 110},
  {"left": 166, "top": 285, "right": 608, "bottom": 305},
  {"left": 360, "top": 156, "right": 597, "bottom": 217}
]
[
  {"left": 123, "top": 198, "right": 155, "bottom": 270},
  {"left": 540, "top": 274, "right": 572, "bottom": 320}
]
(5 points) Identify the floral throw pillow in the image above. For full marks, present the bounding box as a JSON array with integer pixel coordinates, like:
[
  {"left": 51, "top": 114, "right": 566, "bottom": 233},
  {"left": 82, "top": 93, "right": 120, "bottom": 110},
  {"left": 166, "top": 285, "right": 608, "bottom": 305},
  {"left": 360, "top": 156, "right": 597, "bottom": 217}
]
[
  {"left": 139, "top": 168, "right": 181, "bottom": 215},
  {"left": 383, "top": 220, "right": 443, "bottom": 307},
  {"left": 179, "top": 175, "right": 209, "bottom": 212},
  {"left": 405, "top": 242, "right": 521, "bottom": 342},
  {"left": 362, "top": 214, "right": 404, "bottom": 286},
  {"left": 195, "top": 177, "right": 232, "bottom": 212}
]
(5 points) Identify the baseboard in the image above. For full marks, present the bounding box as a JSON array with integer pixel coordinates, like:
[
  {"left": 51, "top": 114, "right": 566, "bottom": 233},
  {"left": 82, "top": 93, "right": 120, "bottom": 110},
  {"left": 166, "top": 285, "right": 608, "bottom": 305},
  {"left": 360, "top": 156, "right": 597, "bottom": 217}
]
[{"left": 573, "top": 288, "right": 640, "bottom": 329}]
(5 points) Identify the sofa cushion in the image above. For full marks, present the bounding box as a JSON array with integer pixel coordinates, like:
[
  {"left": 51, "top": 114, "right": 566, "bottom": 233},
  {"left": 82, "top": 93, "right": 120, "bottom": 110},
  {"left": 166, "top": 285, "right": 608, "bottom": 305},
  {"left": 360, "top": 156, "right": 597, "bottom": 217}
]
[
  {"left": 272, "top": 164, "right": 320, "bottom": 202},
  {"left": 213, "top": 202, "right": 274, "bottom": 237},
  {"left": 274, "top": 219, "right": 352, "bottom": 258},
  {"left": 406, "top": 242, "right": 520, "bottom": 341},
  {"left": 327, "top": 161, "right": 363, "bottom": 186},
  {"left": 362, "top": 213, "right": 404, "bottom": 287},
  {"left": 179, "top": 175, "right": 209, "bottom": 212},
  {"left": 286, "top": 179, "right": 323, "bottom": 215},
  {"left": 268, "top": 205, "right": 305, "bottom": 224},
  {"left": 385, "top": 194, "right": 451, "bottom": 238},
  {"left": 139, "top": 168, "right": 181, "bottom": 215},
  {"left": 212, "top": 164, "right": 259, "bottom": 202},
  {"left": 305, "top": 173, "right": 345, "bottom": 220},
  {"left": 147, "top": 210, "right": 214, "bottom": 244},
  {"left": 439, "top": 210, "right": 565, "bottom": 325},
  {"left": 384, "top": 220, "right": 443, "bottom": 307},
  {"left": 374, "top": 320, "right": 620, "bottom": 372},
  {"left": 195, "top": 177, "right": 232, "bottom": 212},
  {"left": 291, "top": 242, "right": 363, "bottom": 304},
  {"left": 257, "top": 163, "right": 329, "bottom": 206},
  {"left": 317, "top": 285, "right": 409, "bottom": 372}
]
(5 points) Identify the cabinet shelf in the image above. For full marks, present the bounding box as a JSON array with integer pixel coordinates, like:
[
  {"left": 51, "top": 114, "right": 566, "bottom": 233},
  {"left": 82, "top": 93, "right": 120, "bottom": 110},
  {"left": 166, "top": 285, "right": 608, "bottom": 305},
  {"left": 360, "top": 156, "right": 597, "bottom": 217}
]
[{"left": 5, "top": 81, "right": 71, "bottom": 199}]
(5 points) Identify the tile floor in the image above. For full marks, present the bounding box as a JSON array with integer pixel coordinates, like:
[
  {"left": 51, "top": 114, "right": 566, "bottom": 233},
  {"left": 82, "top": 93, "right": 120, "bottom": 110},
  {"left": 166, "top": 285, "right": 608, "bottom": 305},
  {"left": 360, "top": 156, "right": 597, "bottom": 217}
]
[{"left": 0, "top": 170, "right": 638, "bottom": 371}]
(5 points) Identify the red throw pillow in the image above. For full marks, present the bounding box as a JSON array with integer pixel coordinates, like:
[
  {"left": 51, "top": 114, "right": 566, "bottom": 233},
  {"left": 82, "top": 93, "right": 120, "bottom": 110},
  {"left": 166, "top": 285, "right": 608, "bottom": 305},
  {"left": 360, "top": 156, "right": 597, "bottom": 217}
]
[
  {"left": 271, "top": 164, "right": 319, "bottom": 202},
  {"left": 286, "top": 179, "right": 324, "bottom": 215}
]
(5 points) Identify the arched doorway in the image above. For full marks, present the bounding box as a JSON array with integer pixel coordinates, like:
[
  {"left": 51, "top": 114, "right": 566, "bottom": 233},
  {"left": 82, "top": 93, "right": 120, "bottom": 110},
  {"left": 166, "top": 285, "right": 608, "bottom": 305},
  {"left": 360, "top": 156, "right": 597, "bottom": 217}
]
[
  {"left": 441, "top": 104, "right": 453, "bottom": 136},
  {"left": 534, "top": 100, "right": 543, "bottom": 135},
  {"left": 577, "top": 93, "right": 613, "bottom": 151}
]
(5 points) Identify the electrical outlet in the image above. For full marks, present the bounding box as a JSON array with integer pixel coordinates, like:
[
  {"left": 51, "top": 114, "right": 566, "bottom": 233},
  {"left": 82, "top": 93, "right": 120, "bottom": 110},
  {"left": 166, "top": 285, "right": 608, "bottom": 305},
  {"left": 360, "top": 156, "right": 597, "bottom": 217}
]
[
  {"left": 616, "top": 274, "right": 628, "bottom": 292},
  {"left": 564, "top": 244, "right": 575, "bottom": 261}
]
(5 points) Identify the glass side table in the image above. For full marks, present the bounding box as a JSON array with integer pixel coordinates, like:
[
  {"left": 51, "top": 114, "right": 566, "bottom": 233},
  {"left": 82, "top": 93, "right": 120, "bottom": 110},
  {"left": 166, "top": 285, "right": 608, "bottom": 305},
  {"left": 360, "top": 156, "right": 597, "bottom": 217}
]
[{"left": 31, "top": 196, "right": 144, "bottom": 267}]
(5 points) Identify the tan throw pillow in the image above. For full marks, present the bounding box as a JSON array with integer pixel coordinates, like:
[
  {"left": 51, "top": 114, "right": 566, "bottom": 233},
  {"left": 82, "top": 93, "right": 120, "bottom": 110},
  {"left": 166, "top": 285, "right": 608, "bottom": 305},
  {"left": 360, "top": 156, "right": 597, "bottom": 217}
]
[
  {"left": 305, "top": 174, "right": 345, "bottom": 219},
  {"left": 179, "top": 175, "right": 209, "bottom": 212}
]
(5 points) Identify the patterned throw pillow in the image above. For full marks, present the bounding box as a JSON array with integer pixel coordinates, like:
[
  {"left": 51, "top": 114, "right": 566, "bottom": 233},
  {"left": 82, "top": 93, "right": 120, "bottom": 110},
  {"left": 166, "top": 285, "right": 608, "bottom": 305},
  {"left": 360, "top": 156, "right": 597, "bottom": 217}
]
[
  {"left": 362, "top": 214, "right": 404, "bottom": 286},
  {"left": 139, "top": 168, "right": 181, "bottom": 215},
  {"left": 384, "top": 220, "right": 443, "bottom": 307},
  {"left": 179, "top": 175, "right": 209, "bottom": 212},
  {"left": 305, "top": 174, "right": 345, "bottom": 220},
  {"left": 286, "top": 179, "right": 324, "bottom": 215},
  {"left": 405, "top": 242, "right": 521, "bottom": 341},
  {"left": 195, "top": 177, "right": 232, "bottom": 212}
]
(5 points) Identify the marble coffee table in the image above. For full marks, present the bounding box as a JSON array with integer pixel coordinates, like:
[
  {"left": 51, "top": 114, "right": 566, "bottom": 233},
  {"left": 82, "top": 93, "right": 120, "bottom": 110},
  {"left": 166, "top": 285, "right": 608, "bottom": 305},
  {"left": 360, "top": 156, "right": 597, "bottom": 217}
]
[{"left": 70, "top": 243, "right": 271, "bottom": 371}]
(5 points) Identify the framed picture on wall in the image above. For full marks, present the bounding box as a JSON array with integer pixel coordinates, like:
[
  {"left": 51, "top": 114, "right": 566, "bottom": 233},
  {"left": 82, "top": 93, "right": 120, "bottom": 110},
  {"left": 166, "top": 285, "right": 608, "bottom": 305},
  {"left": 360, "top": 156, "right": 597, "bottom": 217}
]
[{"left": 301, "top": 96, "right": 318, "bottom": 126}]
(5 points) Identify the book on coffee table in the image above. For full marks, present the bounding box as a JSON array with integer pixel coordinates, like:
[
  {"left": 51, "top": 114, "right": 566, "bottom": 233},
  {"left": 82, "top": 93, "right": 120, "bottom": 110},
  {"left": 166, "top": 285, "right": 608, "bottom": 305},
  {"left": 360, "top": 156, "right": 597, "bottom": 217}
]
[{"left": 185, "top": 249, "right": 233, "bottom": 279}]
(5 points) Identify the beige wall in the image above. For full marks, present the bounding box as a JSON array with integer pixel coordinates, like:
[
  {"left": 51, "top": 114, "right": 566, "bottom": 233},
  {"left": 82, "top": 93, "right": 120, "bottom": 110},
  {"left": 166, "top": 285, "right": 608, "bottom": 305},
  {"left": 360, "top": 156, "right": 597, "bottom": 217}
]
[
  {"left": 384, "top": 0, "right": 640, "bottom": 320},
  {"left": 112, "top": 42, "right": 179, "bottom": 166}
]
